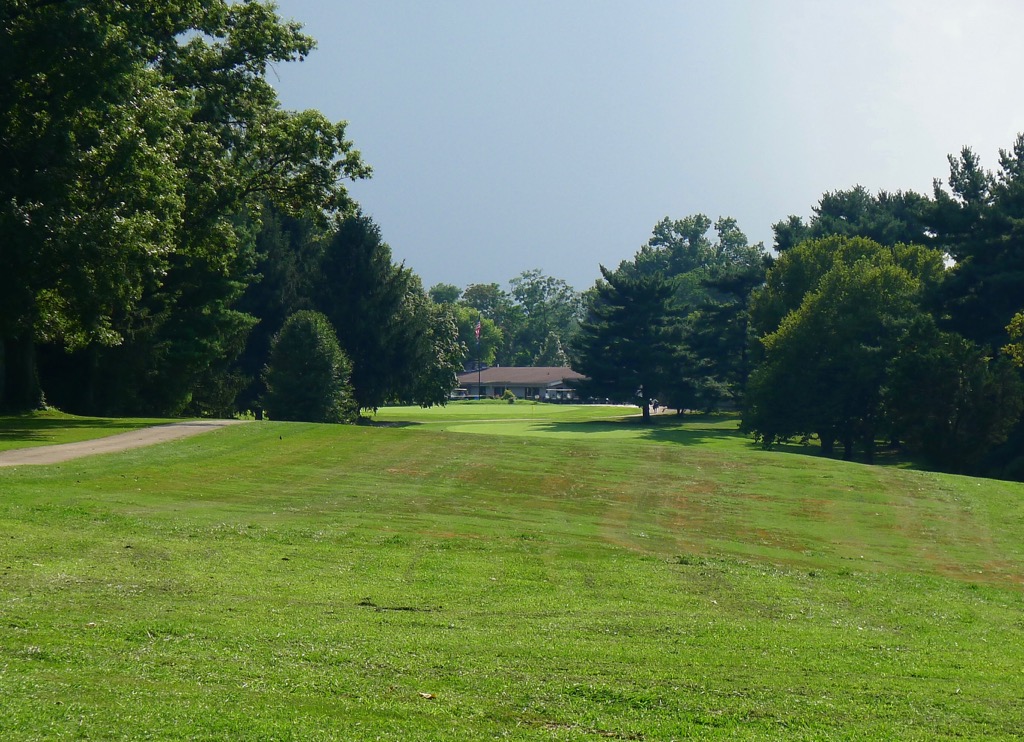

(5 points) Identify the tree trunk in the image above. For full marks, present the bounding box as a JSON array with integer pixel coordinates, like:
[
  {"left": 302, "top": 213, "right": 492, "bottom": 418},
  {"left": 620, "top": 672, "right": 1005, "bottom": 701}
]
[
  {"left": 0, "top": 338, "right": 5, "bottom": 411},
  {"left": 842, "top": 435, "right": 854, "bottom": 461},
  {"left": 641, "top": 401, "right": 650, "bottom": 423},
  {"left": 819, "top": 434, "right": 835, "bottom": 456},
  {"left": 82, "top": 343, "right": 99, "bottom": 414},
  {"left": 862, "top": 434, "right": 875, "bottom": 464},
  {"left": 3, "top": 334, "right": 43, "bottom": 411},
  {"left": 739, "top": 314, "right": 750, "bottom": 390}
]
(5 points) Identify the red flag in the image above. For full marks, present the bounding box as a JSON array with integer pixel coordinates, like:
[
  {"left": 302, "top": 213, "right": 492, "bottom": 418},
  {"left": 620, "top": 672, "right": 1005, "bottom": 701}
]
[{"left": 474, "top": 320, "right": 481, "bottom": 341}]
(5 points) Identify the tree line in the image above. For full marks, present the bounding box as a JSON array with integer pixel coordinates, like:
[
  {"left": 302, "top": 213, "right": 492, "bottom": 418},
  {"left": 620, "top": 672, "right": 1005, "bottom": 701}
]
[
  {"left": 570, "top": 150, "right": 1024, "bottom": 480},
  {"left": 426, "top": 270, "right": 584, "bottom": 370}
]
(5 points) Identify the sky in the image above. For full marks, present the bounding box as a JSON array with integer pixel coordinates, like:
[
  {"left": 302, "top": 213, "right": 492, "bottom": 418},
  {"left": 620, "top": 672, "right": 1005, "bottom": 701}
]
[{"left": 268, "top": 0, "right": 1024, "bottom": 292}]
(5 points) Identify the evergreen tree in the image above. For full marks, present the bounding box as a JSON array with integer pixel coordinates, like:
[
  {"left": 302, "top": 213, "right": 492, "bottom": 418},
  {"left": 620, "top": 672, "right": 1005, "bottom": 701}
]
[
  {"left": 571, "top": 267, "right": 682, "bottom": 422},
  {"left": 312, "top": 214, "right": 461, "bottom": 411},
  {"left": 313, "top": 214, "right": 412, "bottom": 411},
  {"left": 933, "top": 138, "right": 1024, "bottom": 350},
  {"left": 612, "top": 214, "right": 767, "bottom": 410},
  {"left": 684, "top": 257, "right": 768, "bottom": 409},
  {"left": 771, "top": 186, "right": 932, "bottom": 252},
  {"left": 263, "top": 311, "right": 354, "bottom": 423},
  {"left": 231, "top": 207, "right": 323, "bottom": 411}
]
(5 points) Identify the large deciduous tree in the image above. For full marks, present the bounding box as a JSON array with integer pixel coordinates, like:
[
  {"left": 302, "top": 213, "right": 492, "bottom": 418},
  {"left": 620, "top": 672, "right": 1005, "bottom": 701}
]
[
  {"left": 746, "top": 259, "right": 929, "bottom": 461},
  {"left": 1007, "top": 312, "right": 1024, "bottom": 368},
  {"left": 428, "top": 283, "right": 462, "bottom": 305},
  {"left": 884, "top": 322, "right": 1023, "bottom": 474},
  {"left": 1, "top": 2, "right": 185, "bottom": 409},
  {"left": 509, "top": 269, "right": 583, "bottom": 365},
  {"left": 749, "top": 236, "right": 945, "bottom": 340},
  {"left": 404, "top": 298, "right": 466, "bottom": 408},
  {"left": 452, "top": 306, "right": 502, "bottom": 368},
  {"left": 2, "top": 0, "right": 369, "bottom": 413},
  {"left": 460, "top": 282, "right": 525, "bottom": 365},
  {"left": 744, "top": 233, "right": 1022, "bottom": 469},
  {"left": 455, "top": 275, "right": 581, "bottom": 368}
]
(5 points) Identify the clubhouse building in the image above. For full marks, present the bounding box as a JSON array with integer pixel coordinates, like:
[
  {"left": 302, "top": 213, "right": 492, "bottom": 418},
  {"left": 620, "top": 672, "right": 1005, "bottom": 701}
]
[{"left": 456, "top": 366, "right": 586, "bottom": 402}]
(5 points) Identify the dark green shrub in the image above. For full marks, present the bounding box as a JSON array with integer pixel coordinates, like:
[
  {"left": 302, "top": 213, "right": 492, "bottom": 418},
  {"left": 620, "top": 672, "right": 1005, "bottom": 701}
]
[{"left": 263, "top": 311, "right": 355, "bottom": 423}]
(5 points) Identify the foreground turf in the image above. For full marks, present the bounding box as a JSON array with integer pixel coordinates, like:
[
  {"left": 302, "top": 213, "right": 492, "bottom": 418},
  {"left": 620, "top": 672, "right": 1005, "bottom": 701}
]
[{"left": 1, "top": 409, "right": 1023, "bottom": 739}]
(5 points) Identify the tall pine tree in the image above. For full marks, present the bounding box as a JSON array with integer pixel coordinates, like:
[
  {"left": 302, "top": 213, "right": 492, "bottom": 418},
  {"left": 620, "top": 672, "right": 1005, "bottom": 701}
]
[{"left": 571, "top": 267, "right": 682, "bottom": 422}]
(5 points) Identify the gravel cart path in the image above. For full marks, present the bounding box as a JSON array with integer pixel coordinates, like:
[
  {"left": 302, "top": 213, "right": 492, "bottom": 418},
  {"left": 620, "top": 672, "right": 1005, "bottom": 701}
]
[{"left": 0, "top": 420, "right": 246, "bottom": 467}]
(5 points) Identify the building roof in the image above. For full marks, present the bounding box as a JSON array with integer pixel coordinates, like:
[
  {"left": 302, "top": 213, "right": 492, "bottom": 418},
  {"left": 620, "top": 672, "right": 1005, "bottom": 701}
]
[{"left": 457, "top": 366, "right": 586, "bottom": 387}]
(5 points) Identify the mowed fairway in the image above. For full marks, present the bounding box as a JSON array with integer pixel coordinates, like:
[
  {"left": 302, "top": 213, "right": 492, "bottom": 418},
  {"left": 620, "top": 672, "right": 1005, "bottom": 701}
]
[{"left": 1, "top": 403, "right": 1023, "bottom": 739}]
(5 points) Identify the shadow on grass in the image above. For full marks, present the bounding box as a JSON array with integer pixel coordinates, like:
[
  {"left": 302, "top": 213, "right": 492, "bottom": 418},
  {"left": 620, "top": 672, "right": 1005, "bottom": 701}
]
[
  {"left": 766, "top": 439, "right": 924, "bottom": 470},
  {"left": 528, "top": 414, "right": 751, "bottom": 447},
  {"left": 357, "top": 418, "right": 420, "bottom": 429},
  {"left": 528, "top": 415, "right": 924, "bottom": 469},
  {"left": 0, "top": 416, "right": 160, "bottom": 443}
]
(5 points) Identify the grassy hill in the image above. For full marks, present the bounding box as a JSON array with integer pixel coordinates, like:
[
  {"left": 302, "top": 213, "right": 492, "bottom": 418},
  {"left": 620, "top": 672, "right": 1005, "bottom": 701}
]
[{"left": 1, "top": 403, "right": 1022, "bottom": 739}]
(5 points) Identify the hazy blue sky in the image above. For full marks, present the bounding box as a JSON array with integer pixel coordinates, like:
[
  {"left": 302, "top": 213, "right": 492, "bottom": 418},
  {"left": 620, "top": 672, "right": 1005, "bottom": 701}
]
[{"left": 269, "top": 0, "right": 1024, "bottom": 292}]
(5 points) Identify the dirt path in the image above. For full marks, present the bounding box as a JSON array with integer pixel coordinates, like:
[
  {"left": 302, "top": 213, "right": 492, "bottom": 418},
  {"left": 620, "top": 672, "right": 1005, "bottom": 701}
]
[{"left": 0, "top": 419, "right": 246, "bottom": 467}]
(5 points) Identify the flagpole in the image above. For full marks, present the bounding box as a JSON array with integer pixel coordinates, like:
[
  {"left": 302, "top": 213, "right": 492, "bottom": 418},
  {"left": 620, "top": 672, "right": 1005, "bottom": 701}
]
[{"left": 475, "top": 315, "right": 482, "bottom": 399}]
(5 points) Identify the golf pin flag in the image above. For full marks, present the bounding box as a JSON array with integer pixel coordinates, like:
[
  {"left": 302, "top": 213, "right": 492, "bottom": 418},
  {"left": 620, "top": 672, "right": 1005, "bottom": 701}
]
[{"left": 475, "top": 320, "right": 481, "bottom": 341}]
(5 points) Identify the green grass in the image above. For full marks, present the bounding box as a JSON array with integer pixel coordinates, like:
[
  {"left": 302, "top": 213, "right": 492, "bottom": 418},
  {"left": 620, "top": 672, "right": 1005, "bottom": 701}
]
[
  {"left": 0, "top": 409, "right": 175, "bottom": 451},
  {"left": 373, "top": 400, "right": 747, "bottom": 442},
  {"left": 372, "top": 399, "right": 636, "bottom": 423},
  {"left": 1, "top": 407, "right": 1023, "bottom": 739}
]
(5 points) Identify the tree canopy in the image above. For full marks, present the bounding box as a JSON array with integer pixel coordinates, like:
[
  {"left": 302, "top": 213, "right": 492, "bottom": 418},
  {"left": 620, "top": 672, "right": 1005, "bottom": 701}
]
[
  {"left": 609, "top": 214, "right": 768, "bottom": 409},
  {"left": 746, "top": 252, "right": 931, "bottom": 460},
  {"left": 1007, "top": 312, "right": 1024, "bottom": 368},
  {"left": 748, "top": 192, "right": 1024, "bottom": 474},
  {"left": 448, "top": 273, "right": 582, "bottom": 368},
  {"left": 0, "top": 0, "right": 369, "bottom": 413},
  {"left": 932, "top": 138, "right": 1024, "bottom": 350},
  {"left": 771, "top": 186, "right": 932, "bottom": 252}
]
